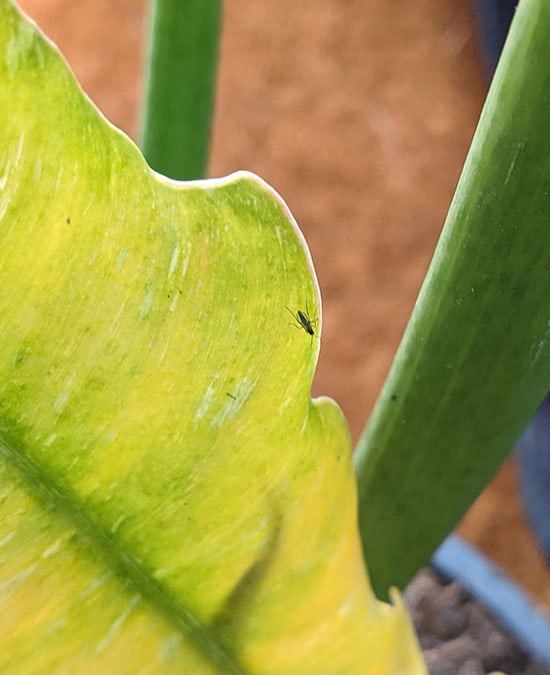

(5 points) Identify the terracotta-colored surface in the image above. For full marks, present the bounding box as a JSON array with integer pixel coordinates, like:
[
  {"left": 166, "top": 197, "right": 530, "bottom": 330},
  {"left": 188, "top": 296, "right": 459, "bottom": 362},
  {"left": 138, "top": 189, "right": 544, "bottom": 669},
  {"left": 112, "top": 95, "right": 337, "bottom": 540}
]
[{"left": 16, "top": 1, "right": 550, "bottom": 610}]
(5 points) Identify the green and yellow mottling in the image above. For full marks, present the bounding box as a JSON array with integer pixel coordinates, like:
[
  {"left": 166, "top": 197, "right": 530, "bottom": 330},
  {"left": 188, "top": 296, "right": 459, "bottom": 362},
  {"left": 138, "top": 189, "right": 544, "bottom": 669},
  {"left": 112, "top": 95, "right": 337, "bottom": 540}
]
[{"left": 0, "top": 2, "right": 425, "bottom": 672}]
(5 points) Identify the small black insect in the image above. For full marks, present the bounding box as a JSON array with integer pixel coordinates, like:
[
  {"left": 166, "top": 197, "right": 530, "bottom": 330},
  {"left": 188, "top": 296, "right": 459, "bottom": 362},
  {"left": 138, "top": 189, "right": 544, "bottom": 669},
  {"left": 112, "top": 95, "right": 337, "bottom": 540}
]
[
  {"left": 226, "top": 392, "right": 236, "bottom": 400},
  {"left": 285, "top": 304, "right": 317, "bottom": 336}
]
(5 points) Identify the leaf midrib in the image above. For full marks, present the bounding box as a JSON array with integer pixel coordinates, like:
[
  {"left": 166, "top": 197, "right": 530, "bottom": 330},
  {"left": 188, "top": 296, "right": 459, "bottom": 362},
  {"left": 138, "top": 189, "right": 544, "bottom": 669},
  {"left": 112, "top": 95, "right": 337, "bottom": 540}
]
[{"left": 0, "top": 437, "right": 246, "bottom": 674}]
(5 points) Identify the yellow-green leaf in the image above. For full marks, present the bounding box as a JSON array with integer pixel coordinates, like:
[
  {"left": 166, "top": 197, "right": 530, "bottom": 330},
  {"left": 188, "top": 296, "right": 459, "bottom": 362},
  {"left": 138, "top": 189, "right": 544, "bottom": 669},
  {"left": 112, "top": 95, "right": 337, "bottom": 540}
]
[{"left": 0, "top": 2, "right": 425, "bottom": 672}]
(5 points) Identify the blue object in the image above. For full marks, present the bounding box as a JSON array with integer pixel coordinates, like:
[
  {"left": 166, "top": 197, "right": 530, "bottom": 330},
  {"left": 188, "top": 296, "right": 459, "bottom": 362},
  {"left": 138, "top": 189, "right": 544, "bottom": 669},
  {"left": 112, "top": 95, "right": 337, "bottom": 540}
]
[
  {"left": 517, "top": 394, "right": 550, "bottom": 560},
  {"left": 471, "top": 0, "right": 517, "bottom": 75},
  {"left": 432, "top": 535, "right": 550, "bottom": 667}
]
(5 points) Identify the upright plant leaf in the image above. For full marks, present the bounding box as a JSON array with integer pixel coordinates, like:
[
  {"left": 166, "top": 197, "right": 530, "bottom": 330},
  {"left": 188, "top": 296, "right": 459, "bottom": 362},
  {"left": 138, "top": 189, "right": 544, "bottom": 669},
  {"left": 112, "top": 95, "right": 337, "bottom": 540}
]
[
  {"left": 355, "top": 0, "right": 550, "bottom": 597},
  {"left": 0, "top": 2, "right": 425, "bottom": 672},
  {"left": 140, "top": 0, "right": 222, "bottom": 179}
]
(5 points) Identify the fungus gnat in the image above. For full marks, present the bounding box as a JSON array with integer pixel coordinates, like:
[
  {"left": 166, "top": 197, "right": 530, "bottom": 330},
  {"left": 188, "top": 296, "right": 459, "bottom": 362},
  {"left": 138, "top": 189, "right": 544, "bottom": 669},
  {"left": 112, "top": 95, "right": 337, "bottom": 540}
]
[{"left": 285, "top": 304, "right": 317, "bottom": 336}]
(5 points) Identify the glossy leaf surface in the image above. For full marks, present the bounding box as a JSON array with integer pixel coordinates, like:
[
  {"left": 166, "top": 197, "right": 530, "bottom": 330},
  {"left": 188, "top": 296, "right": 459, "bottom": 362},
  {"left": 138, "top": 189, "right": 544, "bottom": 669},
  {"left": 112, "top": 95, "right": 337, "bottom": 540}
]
[{"left": 0, "top": 3, "right": 424, "bottom": 672}]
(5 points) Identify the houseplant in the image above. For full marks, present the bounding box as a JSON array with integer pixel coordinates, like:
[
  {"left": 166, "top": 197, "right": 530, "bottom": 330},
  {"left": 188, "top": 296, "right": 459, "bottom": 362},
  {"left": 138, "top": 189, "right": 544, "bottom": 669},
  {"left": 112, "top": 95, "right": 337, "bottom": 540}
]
[{"left": 3, "top": 0, "right": 550, "bottom": 672}]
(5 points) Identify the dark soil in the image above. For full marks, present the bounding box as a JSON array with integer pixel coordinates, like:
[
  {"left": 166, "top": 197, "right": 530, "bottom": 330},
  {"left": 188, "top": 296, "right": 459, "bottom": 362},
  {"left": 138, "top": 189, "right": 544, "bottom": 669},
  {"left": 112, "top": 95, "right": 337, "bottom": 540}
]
[{"left": 405, "top": 568, "right": 550, "bottom": 675}]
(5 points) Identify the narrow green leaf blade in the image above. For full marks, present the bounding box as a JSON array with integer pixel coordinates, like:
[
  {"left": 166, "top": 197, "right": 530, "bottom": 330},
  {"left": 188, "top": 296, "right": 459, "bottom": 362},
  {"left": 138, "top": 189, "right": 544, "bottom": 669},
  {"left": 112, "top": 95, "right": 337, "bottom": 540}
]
[
  {"left": 355, "top": 0, "right": 550, "bottom": 597},
  {"left": 140, "top": 0, "right": 222, "bottom": 179}
]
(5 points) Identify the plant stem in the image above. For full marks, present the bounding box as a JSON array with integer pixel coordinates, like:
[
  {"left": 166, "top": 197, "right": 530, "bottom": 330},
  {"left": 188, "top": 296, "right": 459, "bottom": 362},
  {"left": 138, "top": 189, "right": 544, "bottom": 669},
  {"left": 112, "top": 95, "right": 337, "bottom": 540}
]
[
  {"left": 354, "top": 0, "right": 550, "bottom": 598},
  {"left": 140, "top": 0, "right": 222, "bottom": 180}
]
